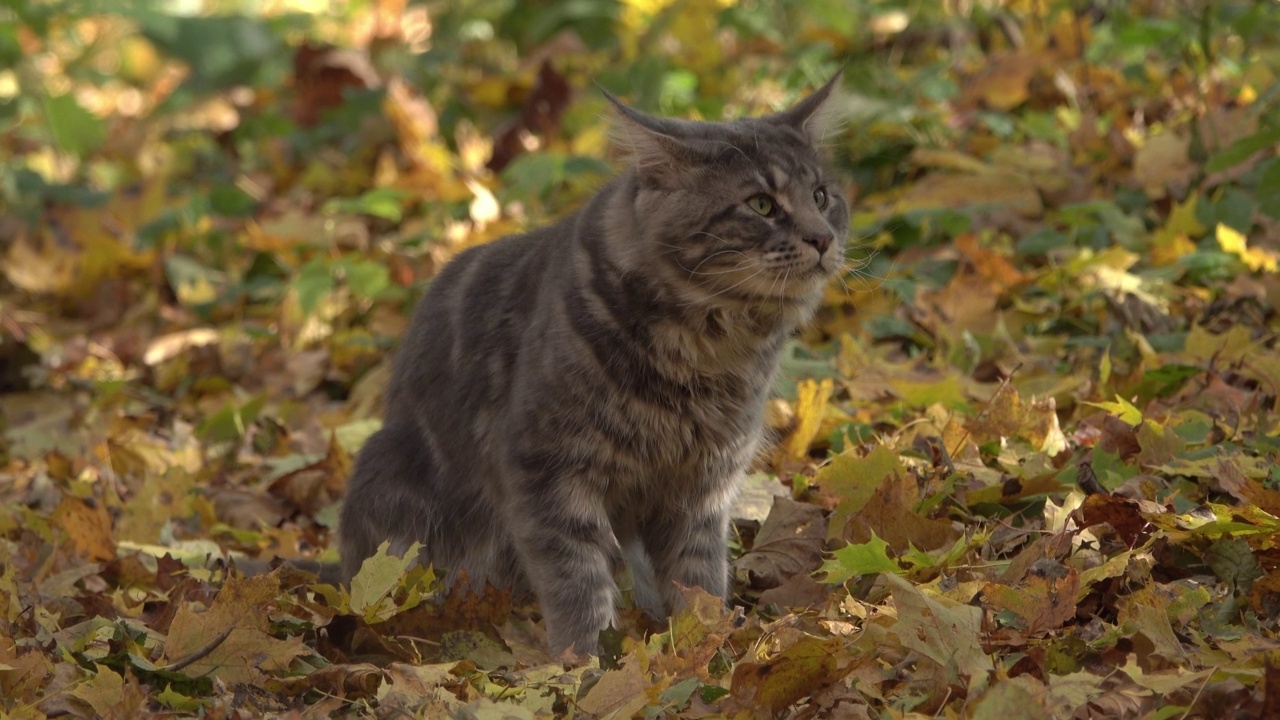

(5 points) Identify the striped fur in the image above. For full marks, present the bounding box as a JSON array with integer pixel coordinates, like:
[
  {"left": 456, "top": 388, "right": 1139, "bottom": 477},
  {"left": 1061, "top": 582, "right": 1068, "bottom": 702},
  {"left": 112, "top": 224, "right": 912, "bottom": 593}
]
[{"left": 338, "top": 76, "right": 849, "bottom": 655}]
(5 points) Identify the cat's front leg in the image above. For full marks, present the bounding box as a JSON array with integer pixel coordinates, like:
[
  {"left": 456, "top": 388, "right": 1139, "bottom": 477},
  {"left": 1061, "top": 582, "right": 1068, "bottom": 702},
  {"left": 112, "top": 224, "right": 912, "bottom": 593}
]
[
  {"left": 506, "top": 485, "right": 620, "bottom": 656},
  {"left": 642, "top": 504, "right": 731, "bottom": 613}
]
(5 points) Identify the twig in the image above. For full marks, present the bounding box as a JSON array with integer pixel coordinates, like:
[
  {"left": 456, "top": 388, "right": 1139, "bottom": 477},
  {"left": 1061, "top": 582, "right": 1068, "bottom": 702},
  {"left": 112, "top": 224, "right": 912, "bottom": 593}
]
[
  {"left": 1176, "top": 667, "right": 1216, "bottom": 720},
  {"left": 946, "top": 362, "right": 1023, "bottom": 460},
  {"left": 157, "top": 627, "right": 234, "bottom": 673}
]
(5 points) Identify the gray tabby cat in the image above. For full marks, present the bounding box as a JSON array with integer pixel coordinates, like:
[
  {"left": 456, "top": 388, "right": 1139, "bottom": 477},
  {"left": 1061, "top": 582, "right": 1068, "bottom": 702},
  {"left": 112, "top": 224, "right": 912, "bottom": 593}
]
[{"left": 339, "top": 75, "right": 849, "bottom": 655}]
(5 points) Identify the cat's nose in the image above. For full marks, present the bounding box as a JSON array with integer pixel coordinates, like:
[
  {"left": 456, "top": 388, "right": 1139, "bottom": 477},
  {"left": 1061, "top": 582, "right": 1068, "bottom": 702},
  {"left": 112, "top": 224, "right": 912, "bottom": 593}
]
[{"left": 804, "top": 234, "right": 833, "bottom": 255}]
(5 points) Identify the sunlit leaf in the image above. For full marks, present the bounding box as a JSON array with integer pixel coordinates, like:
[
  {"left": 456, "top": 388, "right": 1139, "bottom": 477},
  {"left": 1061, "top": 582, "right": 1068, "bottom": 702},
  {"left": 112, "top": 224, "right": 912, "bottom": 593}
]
[{"left": 819, "top": 533, "right": 901, "bottom": 583}]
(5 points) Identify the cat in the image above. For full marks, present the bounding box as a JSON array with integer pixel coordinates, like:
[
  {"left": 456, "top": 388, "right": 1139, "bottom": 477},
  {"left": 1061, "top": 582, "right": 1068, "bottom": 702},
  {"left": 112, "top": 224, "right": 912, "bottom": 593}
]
[{"left": 338, "top": 74, "right": 849, "bottom": 656}]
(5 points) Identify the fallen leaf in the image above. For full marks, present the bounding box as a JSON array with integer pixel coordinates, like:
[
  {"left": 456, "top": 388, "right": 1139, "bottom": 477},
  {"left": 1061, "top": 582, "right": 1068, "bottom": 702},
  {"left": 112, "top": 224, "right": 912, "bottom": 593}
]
[
  {"left": 576, "top": 651, "right": 651, "bottom": 718},
  {"left": 1078, "top": 493, "right": 1150, "bottom": 547},
  {"left": 729, "top": 635, "right": 849, "bottom": 716},
  {"left": 982, "top": 559, "right": 1080, "bottom": 634},
  {"left": 52, "top": 495, "right": 115, "bottom": 563},
  {"left": 884, "top": 572, "right": 993, "bottom": 685},
  {"left": 161, "top": 572, "right": 309, "bottom": 685},
  {"left": 734, "top": 497, "right": 826, "bottom": 590}
]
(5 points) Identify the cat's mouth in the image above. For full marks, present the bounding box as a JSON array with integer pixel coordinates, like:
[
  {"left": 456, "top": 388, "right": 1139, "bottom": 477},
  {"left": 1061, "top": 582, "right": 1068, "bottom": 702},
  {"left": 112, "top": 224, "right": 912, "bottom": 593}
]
[{"left": 745, "top": 261, "right": 833, "bottom": 297}]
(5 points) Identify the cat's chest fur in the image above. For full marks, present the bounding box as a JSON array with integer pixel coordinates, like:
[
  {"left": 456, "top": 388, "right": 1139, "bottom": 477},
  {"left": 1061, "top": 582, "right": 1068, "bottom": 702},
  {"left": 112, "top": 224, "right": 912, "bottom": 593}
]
[{"left": 529, "top": 277, "right": 787, "bottom": 472}]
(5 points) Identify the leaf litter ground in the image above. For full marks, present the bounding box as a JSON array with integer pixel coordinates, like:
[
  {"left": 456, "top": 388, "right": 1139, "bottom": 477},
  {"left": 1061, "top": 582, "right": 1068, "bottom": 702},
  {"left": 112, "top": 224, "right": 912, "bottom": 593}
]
[{"left": 1, "top": 2, "right": 1280, "bottom": 718}]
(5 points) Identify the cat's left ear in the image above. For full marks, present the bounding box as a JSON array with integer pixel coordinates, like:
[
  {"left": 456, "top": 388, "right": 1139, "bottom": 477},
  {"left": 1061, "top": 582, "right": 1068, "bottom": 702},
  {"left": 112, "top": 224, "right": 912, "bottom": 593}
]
[{"left": 769, "top": 70, "right": 843, "bottom": 144}]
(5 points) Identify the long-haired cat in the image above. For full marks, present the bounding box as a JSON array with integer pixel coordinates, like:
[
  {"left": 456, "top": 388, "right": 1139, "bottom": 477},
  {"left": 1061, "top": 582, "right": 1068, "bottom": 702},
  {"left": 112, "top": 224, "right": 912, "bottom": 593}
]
[{"left": 339, "top": 75, "right": 849, "bottom": 655}]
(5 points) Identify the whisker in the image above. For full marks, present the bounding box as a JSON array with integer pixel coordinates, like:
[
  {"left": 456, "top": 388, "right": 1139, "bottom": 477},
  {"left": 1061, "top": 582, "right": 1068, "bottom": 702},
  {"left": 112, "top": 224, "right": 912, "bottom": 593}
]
[
  {"left": 681, "top": 267, "right": 766, "bottom": 306},
  {"left": 685, "top": 249, "right": 752, "bottom": 277}
]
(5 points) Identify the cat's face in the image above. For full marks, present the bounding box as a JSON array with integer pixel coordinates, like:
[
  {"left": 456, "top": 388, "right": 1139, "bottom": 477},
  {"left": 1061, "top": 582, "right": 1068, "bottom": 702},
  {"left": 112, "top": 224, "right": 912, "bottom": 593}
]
[{"left": 609, "top": 77, "right": 849, "bottom": 305}]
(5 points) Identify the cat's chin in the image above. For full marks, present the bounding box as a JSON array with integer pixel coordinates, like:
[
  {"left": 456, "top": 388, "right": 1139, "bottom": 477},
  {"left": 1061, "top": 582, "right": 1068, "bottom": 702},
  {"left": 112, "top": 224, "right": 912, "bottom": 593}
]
[
  {"left": 777, "top": 264, "right": 838, "bottom": 292},
  {"left": 735, "top": 271, "right": 829, "bottom": 303}
]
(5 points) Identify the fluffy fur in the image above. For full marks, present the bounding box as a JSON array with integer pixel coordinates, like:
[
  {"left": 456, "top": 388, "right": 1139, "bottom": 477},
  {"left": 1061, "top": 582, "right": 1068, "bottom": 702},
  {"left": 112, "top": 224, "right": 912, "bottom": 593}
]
[{"left": 339, "top": 76, "right": 849, "bottom": 655}]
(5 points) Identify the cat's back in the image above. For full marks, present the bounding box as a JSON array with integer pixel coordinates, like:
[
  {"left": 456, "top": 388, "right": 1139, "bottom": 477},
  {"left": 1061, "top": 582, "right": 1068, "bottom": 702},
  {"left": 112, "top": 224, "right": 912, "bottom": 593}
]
[{"left": 384, "top": 216, "right": 569, "bottom": 425}]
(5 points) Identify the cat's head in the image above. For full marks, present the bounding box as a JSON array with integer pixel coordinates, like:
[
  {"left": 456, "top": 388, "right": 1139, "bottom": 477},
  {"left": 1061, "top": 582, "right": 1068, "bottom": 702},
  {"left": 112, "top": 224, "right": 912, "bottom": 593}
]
[{"left": 606, "top": 74, "right": 850, "bottom": 306}]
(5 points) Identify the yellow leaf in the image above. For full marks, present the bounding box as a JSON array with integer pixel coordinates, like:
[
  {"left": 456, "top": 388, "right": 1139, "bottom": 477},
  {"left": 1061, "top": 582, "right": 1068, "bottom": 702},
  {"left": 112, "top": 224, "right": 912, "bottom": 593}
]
[
  {"left": 1149, "top": 197, "right": 1202, "bottom": 266},
  {"left": 1151, "top": 232, "right": 1196, "bottom": 266},
  {"left": 784, "top": 378, "right": 833, "bottom": 461},
  {"left": 1217, "top": 223, "right": 1279, "bottom": 272},
  {"left": 1082, "top": 395, "right": 1143, "bottom": 425},
  {"left": 3, "top": 233, "right": 78, "bottom": 294},
  {"left": 1217, "top": 222, "right": 1248, "bottom": 255}
]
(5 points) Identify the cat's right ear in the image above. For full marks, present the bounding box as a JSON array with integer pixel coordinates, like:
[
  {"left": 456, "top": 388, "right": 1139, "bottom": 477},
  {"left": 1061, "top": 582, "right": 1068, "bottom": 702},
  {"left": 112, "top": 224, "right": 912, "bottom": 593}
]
[
  {"left": 769, "top": 70, "right": 844, "bottom": 144},
  {"left": 601, "top": 89, "right": 700, "bottom": 187}
]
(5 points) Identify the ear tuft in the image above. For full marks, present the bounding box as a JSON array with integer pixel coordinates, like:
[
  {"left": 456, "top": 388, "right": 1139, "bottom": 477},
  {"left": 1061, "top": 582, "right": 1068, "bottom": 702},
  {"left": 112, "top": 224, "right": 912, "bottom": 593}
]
[
  {"left": 769, "top": 70, "right": 844, "bottom": 144},
  {"left": 602, "top": 88, "right": 698, "bottom": 186}
]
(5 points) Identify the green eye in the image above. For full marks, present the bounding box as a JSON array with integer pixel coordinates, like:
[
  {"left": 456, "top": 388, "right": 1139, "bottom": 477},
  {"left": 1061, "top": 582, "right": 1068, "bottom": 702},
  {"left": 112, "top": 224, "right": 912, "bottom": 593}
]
[
  {"left": 747, "top": 194, "right": 776, "bottom": 217},
  {"left": 813, "top": 188, "right": 828, "bottom": 208}
]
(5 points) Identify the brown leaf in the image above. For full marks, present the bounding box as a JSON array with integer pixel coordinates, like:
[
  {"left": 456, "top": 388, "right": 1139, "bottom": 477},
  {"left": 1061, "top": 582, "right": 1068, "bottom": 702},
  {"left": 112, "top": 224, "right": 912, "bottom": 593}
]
[
  {"left": 487, "top": 60, "right": 572, "bottom": 172},
  {"left": 885, "top": 573, "right": 992, "bottom": 679},
  {"left": 966, "top": 387, "right": 1066, "bottom": 455},
  {"left": 1132, "top": 132, "right": 1194, "bottom": 200},
  {"left": 757, "top": 574, "right": 830, "bottom": 610},
  {"left": 576, "top": 652, "right": 652, "bottom": 718},
  {"left": 1216, "top": 456, "right": 1280, "bottom": 517},
  {"left": 0, "top": 635, "right": 52, "bottom": 704},
  {"left": 271, "top": 662, "right": 383, "bottom": 700},
  {"left": 292, "top": 42, "right": 380, "bottom": 127},
  {"left": 1076, "top": 460, "right": 1107, "bottom": 496},
  {"left": 267, "top": 435, "right": 351, "bottom": 517},
  {"left": 1263, "top": 660, "right": 1280, "bottom": 720},
  {"left": 52, "top": 495, "right": 116, "bottom": 563},
  {"left": 654, "top": 585, "right": 739, "bottom": 679},
  {"left": 955, "top": 234, "right": 1028, "bottom": 290},
  {"left": 958, "top": 50, "right": 1039, "bottom": 111},
  {"left": 162, "top": 572, "right": 308, "bottom": 685},
  {"left": 819, "top": 445, "right": 907, "bottom": 539},
  {"left": 915, "top": 270, "right": 1003, "bottom": 339},
  {"left": 982, "top": 559, "right": 1080, "bottom": 634},
  {"left": 969, "top": 675, "right": 1051, "bottom": 719},
  {"left": 845, "top": 469, "right": 959, "bottom": 553},
  {"left": 896, "top": 170, "right": 1044, "bottom": 220},
  {"left": 1079, "top": 492, "right": 1151, "bottom": 547},
  {"left": 208, "top": 487, "right": 290, "bottom": 530},
  {"left": 729, "top": 635, "right": 849, "bottom": 717},
  {"left": 1098, "top": 414, "right": 1141, "bottom": 459},
  {"left": 734, "top": 497, "right": 826, "bottom": 590}
]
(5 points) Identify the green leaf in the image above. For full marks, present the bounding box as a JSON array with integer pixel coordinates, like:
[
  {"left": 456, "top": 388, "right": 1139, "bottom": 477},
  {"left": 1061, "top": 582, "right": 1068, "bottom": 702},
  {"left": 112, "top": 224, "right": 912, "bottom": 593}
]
[
  {"left": 1205, "top": 537, "right": 1262, "bottom": 593},
  {"left": 1257, "top": 158, "right": 1280, "bottom": 222},
  {"left": 197, "top": 396, "right": 265, "bottom": 443},
  {"left": 209, "top": 183, "right": 258, "bottom": 217},
  {"left": 323, "top": 188, "right": 411, "bottom": 222},
  {"left": 43, "top": 93, "right": 106, "bottom": 158},
  {"left": 293, "top": 259, "right": 334, "bottom": 317},
  {"left": 1204, "top": 125, "right": 1280, "bottom": 172},
  {"left": 659, "top": 677, "right": 700, "bottom": 707},
  {"left": 699, "top": 685, "right": 730, "bottom": 703},
  {"left": 501, "top": 152, "right": 567, "bottom": 201},
  {"left": 342, "top": 260, "right": 392, "bottom": 301},
  {"left": 818, "top": 533, "right": 902, "bottom": 583},
  {"left": 139, "top": 14, "right": 286, "bottom": 91}
]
